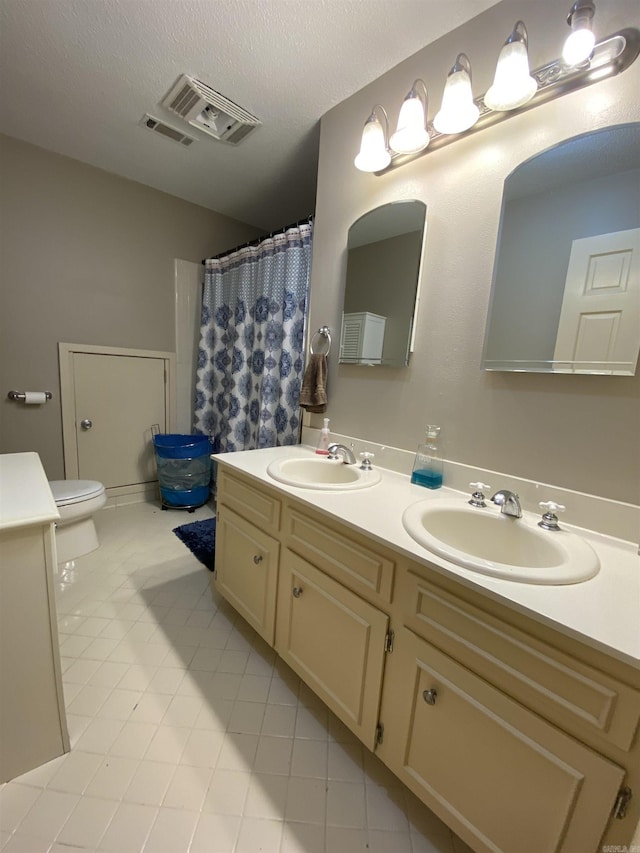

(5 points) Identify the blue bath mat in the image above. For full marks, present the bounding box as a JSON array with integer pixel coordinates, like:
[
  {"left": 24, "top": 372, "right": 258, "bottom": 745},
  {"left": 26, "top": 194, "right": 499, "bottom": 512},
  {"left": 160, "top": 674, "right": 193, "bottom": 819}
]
[{"left": 173, "top": 517, "right": 216, "bottom": 571}]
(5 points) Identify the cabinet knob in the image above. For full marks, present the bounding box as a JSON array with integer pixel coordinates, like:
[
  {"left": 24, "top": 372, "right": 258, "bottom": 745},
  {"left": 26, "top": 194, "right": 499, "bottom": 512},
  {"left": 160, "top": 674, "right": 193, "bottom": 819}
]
[
  {"left": 80, "top": 418, "right": 93, "bottom": 430},
  {"left": 253, "top": 554, "right": 263, "bottom": 564},
  {"left": 422, "top": 688, "right": 438, "bottom": 706},
  {"left": 292, "top": 586, "right": 303, "bottom": 598}
]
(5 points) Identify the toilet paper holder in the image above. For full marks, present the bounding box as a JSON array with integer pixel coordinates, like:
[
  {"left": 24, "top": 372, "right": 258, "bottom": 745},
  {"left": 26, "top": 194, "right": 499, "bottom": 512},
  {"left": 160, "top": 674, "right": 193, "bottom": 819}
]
[{"left": 7, "top": 390, "right": 53, "bottom": 402}]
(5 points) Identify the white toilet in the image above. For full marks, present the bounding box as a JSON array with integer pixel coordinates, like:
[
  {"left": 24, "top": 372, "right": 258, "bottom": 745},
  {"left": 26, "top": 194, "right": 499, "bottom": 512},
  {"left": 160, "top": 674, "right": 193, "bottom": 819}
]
[{"left": 49, "top": 480, "right": 107, "bottom": 564}]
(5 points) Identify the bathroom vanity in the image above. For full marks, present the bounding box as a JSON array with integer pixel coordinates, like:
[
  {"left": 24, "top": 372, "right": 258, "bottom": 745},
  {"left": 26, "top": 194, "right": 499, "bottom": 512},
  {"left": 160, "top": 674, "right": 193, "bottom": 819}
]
[
  {"left": 0, "top": 452, "right": 69, "bottom": 782},
  {"left": 213, "top": 446, "right": 640, "bottom": 853}
]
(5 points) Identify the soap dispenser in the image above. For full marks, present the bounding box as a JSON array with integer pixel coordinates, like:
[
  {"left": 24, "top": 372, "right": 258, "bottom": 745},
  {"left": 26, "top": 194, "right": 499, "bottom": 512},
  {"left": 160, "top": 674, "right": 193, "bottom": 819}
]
[
  {"left": 315, "top": 418, "right": 331, "bottom": 455},
  {"left": 411, "top": 425, "right": 443, "bottom": 489}
]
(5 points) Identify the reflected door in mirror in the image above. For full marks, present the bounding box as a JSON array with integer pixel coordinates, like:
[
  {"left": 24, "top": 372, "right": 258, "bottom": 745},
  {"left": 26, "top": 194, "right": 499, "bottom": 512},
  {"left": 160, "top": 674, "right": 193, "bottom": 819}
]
[
  {"left": 553, "top": 229, "right": 640, "bottom": 374},
  {"left": 482, "top": 123, "right": 640, "bottom": 375}
]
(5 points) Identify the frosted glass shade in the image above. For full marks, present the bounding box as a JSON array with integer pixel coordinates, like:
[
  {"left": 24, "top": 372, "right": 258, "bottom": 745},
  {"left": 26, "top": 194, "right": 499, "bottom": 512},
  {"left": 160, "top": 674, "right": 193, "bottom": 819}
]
[
  {"left": 433, "top": 69, "right": 479, "bottom": 134},
  {"left": 390, "top": 96, "right": 429, "bottom": 154},
  {"left": 354, "top": 117, "right": 391, "bottom": 172},
  {"left": 485, "top": 40, "right": 537, "bottom": 111}
]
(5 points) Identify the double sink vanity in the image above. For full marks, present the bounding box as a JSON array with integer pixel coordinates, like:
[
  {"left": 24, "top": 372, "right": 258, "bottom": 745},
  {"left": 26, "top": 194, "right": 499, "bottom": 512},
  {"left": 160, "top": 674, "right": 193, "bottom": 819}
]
[{"left": 212, "top": 444, "right": 640, "bottom": 853}]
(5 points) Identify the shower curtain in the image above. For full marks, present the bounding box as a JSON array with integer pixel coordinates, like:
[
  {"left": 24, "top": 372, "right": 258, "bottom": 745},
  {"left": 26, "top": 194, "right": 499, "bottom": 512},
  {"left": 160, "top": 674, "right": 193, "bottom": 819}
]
[{"left": 193, "top": 222, "right": 313, "bottom": 454}]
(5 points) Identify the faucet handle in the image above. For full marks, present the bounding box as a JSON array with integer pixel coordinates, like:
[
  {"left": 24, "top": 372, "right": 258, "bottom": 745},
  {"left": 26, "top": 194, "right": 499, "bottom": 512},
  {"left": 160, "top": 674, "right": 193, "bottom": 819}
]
[
  {"left": 539, "top": 501, "right": 565, "bottom": 513},
  {"left": 469, "top": 482, "right": 490, "bottom": 508},
  {"left": 359, "top": 452, "right": 375, "bottom": 470},
  {"left": 538, "top": 501, "right": 565, "bottom": 531}
]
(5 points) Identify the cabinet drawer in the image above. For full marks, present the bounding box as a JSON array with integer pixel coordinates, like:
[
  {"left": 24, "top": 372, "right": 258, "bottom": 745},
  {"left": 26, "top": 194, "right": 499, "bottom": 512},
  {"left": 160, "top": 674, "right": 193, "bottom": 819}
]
[
  {"left": 284, "top": 507, "right": 395, "bottom": 604},
  {"left": 400, "top": 569, "right": 640, "bottom": 752},
  {"left": 381, "top": 629, "right": 624, "bottom": 853},
  {"left": 217, "top": 468, "right": 281, "bottom": 535},
  {"left": 276, "top": 549, "right": 389, "bottom": 750}
]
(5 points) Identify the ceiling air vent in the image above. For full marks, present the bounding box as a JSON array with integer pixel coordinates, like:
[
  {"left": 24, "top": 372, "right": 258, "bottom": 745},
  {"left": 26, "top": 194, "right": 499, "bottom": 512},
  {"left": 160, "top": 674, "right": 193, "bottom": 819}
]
[
  {"left": 140, "top": 115, "right": 196, "bottom": 147},
  {"left": 161, "top": 74, "right": 261, "bottom": 145}
]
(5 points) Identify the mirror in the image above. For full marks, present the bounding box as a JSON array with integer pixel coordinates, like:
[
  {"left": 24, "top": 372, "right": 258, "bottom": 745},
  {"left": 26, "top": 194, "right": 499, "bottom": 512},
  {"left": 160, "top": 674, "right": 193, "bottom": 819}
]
[
  {"left": 340, "top": 200, "right": 426, "bottom": 367},
  {"left": 483, "top": 123, "right": 640, "bottom": 375}
]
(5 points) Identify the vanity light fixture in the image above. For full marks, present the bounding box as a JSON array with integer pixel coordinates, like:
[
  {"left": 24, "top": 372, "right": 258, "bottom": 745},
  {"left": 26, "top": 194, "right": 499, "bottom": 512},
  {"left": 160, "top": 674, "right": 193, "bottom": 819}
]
[
  {"left": 354, "top": 2, "right": 639, "bottom": 174},
  {"left": 389, "top": 79, "right": 430, "bottom": 154},
  {"left": 433, "top": 54, "right": 479, "bottom": 134},
  {"left": 563, "top": 0, "right": 596, "bottom": 66},
  {"left": 354, "top": 105, "right": 391, "bottom": 172},
  {"left": 484, "top": 21, "right": 537, "bottom": 111}
]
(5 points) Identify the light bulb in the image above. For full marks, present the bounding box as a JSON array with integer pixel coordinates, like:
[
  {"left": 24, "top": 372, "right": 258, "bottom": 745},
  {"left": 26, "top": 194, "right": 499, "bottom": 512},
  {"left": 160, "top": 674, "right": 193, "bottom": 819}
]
[
  {"left": 485, "top": 22, "right": 537, "bottom": 111},
  {"left": 563, "top": 26, "right": 596, "bottom": 65},
  {"left": 354, "top": 109, "right": 391, "bottom": 172},
  {"left": 390, "top": 81, "right": 429, "bottom": 154},
  {"left": 433, "top": 54, "right": 479, "bottom": 135},
  {"left": 563, "top": 1, "right": 596, "bottom": 66}
]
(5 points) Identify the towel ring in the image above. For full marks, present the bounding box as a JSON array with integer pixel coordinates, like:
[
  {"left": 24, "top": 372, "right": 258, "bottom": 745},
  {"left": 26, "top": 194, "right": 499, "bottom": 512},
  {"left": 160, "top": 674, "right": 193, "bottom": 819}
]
[{"left": 310, "top": 326, "right": 331, "bottom": 356}]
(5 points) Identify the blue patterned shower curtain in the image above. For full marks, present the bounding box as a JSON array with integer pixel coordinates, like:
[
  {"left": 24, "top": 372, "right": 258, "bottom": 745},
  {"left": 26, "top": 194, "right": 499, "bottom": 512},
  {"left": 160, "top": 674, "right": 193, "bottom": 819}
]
[{"left": 193, "top": 223, "right": 312, "bottom": 453}]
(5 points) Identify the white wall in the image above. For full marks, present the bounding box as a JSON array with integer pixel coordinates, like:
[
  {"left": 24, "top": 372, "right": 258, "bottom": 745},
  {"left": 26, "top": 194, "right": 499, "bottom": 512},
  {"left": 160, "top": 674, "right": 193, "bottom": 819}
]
[
  {"left": 0, "top": 136, "right": 261, "bottom": 478},
  {"left": 308, "top": 0, "right": 640, "bottom": 504}
]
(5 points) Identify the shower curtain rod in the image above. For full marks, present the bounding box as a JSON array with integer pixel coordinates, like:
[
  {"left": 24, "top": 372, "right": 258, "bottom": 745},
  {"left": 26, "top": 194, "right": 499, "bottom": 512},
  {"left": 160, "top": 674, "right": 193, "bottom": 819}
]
[{"left": 201, "top": 214, "right": 314, "bottom": 264}]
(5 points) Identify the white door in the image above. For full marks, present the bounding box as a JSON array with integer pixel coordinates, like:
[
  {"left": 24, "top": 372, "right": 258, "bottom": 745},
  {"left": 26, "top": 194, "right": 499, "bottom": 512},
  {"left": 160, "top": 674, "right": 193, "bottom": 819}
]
[
  {"left": 60, "top": 345, "right": 174, "bottom": 491},
  {"left": 554, "top": 228, "right": 640, "bottom": 374},
  {"left": 73, "top": 353, "right": 166, "bottom": 488},
  {"left": 174, "top": 259, "right": 204, "bottom": 434}
]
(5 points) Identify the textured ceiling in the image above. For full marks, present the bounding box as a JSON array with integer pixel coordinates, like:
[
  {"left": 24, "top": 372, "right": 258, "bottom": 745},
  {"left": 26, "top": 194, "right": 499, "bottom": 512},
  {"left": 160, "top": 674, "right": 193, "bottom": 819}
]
[{"left": 0, "top": 0, "right": 500, "bottom": 229}]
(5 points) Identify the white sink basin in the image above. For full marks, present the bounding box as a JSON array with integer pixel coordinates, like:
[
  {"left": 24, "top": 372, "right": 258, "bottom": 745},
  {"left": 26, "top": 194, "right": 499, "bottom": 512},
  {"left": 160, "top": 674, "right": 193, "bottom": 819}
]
[
  {"left": 402, "top": 499, "right": 600, "bottom": 584},
  {"left": 266, "top": 457, "right": 381, "bottom": 490}
]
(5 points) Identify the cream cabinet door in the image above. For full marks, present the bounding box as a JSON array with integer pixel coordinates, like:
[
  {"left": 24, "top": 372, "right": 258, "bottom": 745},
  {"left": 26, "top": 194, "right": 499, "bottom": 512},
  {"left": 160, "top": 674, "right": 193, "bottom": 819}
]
[
  {"left": 379, "top": 629, "right": 624, "bottom": 853},
  {"left": 215, "top": 505, "right": 279, "bottom": 645},
  {"left": 0, "top": 523, "right": 69, "bottom": 781},
  {"left": 276, "top": 549, "right": 388, "bottom": 750}
]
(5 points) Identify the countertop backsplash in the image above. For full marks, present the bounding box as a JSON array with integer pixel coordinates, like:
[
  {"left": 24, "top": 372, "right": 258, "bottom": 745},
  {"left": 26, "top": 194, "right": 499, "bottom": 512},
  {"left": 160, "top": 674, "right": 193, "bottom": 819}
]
[{"left": 301, "top": 427, "right": 639, "bottom": 545}]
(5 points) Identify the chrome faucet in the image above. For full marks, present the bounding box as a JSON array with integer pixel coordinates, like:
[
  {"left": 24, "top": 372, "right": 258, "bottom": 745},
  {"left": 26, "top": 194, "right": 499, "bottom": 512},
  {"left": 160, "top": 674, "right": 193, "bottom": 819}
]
[
  {"left": 490, "top": 489, "right": 522, "bottom": 518},
  {"left": 327, "top": 443, "right": 356, "bottom": 464}
]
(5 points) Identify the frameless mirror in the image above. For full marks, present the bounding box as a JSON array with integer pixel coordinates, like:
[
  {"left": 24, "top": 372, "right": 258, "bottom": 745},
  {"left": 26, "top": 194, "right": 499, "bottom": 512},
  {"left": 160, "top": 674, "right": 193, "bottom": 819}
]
[
  {"left": 340, "top": 200, "right": 426, "bottom": 367},
  {"left": 483, "top": 123, "right": 640, "bottom": 375}
]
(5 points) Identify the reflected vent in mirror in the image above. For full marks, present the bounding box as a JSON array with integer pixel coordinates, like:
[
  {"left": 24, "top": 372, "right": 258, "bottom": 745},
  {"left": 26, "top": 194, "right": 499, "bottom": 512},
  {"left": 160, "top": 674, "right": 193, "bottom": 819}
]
[{"left": 140, "top": 115, "right": 196, "bottom": 147}]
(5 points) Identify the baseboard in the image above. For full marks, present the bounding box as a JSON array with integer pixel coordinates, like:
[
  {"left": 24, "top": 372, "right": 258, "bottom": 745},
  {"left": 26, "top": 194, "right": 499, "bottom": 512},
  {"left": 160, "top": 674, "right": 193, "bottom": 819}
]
[{"left": 104, "top": 483, "right": 159, "bottom": 508}]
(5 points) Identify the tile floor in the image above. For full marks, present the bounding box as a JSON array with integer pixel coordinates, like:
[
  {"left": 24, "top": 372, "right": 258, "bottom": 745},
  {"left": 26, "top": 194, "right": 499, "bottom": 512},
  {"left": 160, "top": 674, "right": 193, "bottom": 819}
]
[{"left": 1, "top": 501, "right": 470, "bottom": 853}]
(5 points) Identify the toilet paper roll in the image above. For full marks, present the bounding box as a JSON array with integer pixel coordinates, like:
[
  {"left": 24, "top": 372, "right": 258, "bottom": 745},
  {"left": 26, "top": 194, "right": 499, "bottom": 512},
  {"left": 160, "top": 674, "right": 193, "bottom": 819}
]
[{"left": 23, "top": 392, "right": 48, "bottom": 405}]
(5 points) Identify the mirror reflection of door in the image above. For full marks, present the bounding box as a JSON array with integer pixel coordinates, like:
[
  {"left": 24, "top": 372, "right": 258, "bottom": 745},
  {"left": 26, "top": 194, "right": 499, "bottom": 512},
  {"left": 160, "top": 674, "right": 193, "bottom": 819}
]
[
  {"left": 554, "top": 229, "right": 640, "bottom": 374},
  {"left": 483, "top": 123, "right": 640, "bottom": 375},
  {"left": 340, "top": 200, "right": 426, "bottom": 367}
]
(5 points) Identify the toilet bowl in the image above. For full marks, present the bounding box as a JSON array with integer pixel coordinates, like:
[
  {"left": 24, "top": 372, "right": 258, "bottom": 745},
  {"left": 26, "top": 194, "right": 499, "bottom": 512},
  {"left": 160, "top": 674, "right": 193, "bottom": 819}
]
[{"left": 49, "top": 480, "right": 107, "bottom": 564}]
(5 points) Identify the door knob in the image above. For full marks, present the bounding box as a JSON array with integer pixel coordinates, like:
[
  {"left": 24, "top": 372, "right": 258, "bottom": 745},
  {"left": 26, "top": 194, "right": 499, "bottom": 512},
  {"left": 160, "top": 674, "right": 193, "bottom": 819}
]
[
  {"left": 422, "top": 688, "right": 438, "bottom": 706},
  {"left": 80, "top": 419, "right": 93, "bottom": 430}
]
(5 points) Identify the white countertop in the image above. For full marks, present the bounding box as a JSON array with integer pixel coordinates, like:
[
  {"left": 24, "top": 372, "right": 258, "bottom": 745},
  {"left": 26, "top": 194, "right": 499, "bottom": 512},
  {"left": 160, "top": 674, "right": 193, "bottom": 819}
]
[
  {"left": 215, "top": 445, "right": 640, "bottom": 670},
  {"left": 0, "top": 452, "right": 60, "bottom": 531}
]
